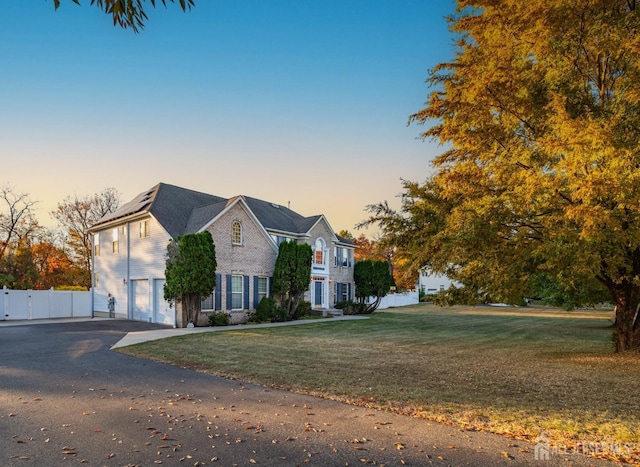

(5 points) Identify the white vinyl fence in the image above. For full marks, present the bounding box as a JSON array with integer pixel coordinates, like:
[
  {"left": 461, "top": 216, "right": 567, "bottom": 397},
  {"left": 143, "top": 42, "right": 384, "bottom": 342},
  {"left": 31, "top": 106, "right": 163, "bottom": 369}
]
[
  {"left": 372, "top": 291, "right": 419, "bottom": 309},
  {"left": 0, "top": 287, "right": 92, "bottom": 321}
]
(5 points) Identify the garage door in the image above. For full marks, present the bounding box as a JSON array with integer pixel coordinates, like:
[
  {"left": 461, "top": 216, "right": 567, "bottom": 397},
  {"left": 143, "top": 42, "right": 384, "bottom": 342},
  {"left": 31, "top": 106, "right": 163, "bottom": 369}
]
[
  {"left": 131, "top": 279, "right": 150, "bottom": 322},
  {"left": 154, "top": 279, "right": 173, "bottom": 325}
]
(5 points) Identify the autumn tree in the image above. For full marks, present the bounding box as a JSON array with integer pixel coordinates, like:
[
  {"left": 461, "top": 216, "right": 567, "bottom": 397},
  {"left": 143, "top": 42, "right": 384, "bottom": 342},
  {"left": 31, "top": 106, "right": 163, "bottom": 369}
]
[
  {"left": 0, "top": 186, "right": 44, "bottom": 288},
  {"left": 164, "top": 231, "right": 217, "bottom": 327},
  {"left": 363, "top": 1, "right": 640, "bottom": 351},
  {"left": 343, "top": 230, "right": 417, "bottom": 290},
  {"left": 0, "top": 186, "right": 41, "bottom": 260},
  {"left": 272, "top": 240, "right": 312, "bottom": 320},
  {"left": 31, "top": 234, "right": 85, "bottom": 290},
  {"left": 52, "top": 0, "right": 194, "bottom": 32},
  {"left": 52, "top": 187, "right": 121, "bottom": 288}
]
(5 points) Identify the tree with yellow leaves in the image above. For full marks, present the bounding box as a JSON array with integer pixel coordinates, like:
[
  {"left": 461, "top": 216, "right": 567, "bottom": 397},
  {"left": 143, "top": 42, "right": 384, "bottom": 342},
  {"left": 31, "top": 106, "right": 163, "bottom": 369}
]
[{"left": 364, "top": 0, "right": 640, "bottom": 351}]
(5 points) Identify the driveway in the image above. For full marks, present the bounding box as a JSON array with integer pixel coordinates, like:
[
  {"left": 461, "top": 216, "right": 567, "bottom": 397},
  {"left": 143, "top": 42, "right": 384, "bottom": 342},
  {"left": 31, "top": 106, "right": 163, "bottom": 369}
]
[{"left": 0, "top": 319, "right": 617, "bottom": 466}]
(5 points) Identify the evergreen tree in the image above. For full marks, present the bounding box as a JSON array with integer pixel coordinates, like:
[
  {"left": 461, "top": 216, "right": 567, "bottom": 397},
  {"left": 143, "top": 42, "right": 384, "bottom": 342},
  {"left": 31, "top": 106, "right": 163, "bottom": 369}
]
[
  {"left": 354, "top": 259, "right": 394, "bottom": 313},
  {"left": 272, "top": 240, "right": 312, "bottom": 320},
  {"left": 164, "top": 231, "right": 216, "bottom": 327}
]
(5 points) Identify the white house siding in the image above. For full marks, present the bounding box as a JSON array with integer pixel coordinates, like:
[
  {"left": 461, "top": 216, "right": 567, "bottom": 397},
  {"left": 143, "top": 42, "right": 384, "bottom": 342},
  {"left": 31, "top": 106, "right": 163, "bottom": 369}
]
[
  {"left": 92, "top": 226, "right": 129, "bottom": 319},
  {"left": 128, "top": 216, "right": 171, "bottom": 280},
  {"left": 92, "top": 216, "right": 173, "bottom": 324},
  {"left": 418, "top": 270, "right": 459, "bottom": 294},
  {"left": 204, "top": 202, "right": 278, "bottom": 321},
  {"left": 128, "top": 216, "right": 172, "bottom": 323}
]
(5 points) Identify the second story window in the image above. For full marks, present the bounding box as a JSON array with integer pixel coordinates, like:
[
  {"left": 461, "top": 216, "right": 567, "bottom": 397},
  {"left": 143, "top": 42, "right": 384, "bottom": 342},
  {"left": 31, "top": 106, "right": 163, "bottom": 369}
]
[
  {"left": 232, "top": 221, "right": 242, "bottom": 245},
  {"left": 112, "top": 228, "right": 119, "bottom": 254},
  {"left": 94, "top": 233, "right": 100, "bottom": 257},
  {"left": 335, "top": 247, "right": 350, "bottom": 267},
  {"left": 314, "top": 238, "right": 325, "bottom": 265},
  {"left": 140, "top": 220, "right": 150, "bottom": 238}
]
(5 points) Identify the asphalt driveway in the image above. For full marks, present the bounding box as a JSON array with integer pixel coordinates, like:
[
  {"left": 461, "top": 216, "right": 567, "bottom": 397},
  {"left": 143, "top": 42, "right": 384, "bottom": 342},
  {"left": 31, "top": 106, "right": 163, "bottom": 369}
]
[{"left": 0, "top": 319, "right": 618, "bottom": 466}]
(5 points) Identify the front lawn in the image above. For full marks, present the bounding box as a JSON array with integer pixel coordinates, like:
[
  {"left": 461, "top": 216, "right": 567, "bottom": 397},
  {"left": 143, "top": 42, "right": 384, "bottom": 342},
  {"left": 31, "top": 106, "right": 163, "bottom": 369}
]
[{"left": 117, "top": 304, "right": 640, "bottom": 463}]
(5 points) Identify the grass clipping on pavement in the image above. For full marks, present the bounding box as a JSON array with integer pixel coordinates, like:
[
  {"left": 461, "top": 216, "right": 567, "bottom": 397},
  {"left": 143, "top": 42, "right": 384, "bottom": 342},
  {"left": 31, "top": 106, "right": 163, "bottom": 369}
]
[{"left": 118, "top": 304, "right": 640, "bottom": 463}]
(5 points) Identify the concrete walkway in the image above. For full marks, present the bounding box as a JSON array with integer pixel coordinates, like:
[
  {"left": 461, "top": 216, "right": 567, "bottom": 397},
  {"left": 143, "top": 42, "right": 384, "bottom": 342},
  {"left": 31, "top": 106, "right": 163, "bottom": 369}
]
[{"left": 110, "top": 315, "right": 368, "bottom": 349}]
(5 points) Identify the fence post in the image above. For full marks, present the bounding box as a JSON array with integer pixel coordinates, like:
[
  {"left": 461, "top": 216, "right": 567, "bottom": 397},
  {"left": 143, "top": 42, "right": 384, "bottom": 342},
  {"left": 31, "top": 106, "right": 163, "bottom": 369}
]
[
  {"left": 28, "top": 289, "right": 32, "bottom": 320},
  {"left": 2, "top": 286, "right": 6, "bottom": 320},
  {"left": 49, "top": 287, "right": 54, "bottom": 319}
]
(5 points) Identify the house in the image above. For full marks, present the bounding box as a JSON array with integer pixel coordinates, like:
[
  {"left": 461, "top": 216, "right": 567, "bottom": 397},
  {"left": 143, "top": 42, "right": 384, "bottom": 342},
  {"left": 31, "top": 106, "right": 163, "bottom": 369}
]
[
  {"left": 89, "top": 183, "right": 355, "bottom": 326},
  {"left": 418, "top": 268, "right": 459, "bottom": 295}
]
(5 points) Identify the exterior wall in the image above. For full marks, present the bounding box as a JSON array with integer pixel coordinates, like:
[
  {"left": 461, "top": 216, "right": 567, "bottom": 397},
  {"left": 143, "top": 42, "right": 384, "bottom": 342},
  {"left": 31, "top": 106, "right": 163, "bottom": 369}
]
[
  {"left": 92, "top": 216, "right": 173, "bottom": 324},
  {"left": 305, "top": 220, "right": 355, "bottom": 309},
  {"left": 204, "top": 202, "right": 278, "bottom": 323},
  {"left": 418, "top": 270, "right": 459, "bottom": 294},
  {"left": 92, "top": 225, "right": 129, "bottom": 319},
  {"left": 128, "top": 217, "right": 172, "bottom": 323}
]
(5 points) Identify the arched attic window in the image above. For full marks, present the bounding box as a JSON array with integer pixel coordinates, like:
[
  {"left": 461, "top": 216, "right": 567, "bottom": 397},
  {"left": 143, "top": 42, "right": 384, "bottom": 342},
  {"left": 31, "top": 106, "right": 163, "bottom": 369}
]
[{"left": 232, "top": 220, "right": 243, "bottom": 245}]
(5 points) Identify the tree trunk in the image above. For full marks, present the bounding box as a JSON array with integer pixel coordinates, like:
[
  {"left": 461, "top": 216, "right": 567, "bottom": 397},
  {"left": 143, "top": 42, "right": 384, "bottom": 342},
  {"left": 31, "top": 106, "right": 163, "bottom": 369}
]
[
  {"left": 288, "top": 293, "right": 302, "bottom": 321},
  {"left": 364, "top": 296, "right": 382, "bottom": 314},
  {"left": 181, "top": 294, "right": 201, "bottom": 327},
  {"left": 610, "top": 283, "right": 640, "bottom": 352}
]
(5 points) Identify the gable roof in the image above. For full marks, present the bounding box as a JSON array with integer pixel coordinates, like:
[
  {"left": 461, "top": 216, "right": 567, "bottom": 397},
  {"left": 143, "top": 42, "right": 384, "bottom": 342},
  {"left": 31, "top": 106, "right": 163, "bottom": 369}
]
[
  {"left": 92, "top": 183, "right": 224, "bottom": 238},
  {"left": 90, "top": 183, "right": 344, "bottom": 242}
]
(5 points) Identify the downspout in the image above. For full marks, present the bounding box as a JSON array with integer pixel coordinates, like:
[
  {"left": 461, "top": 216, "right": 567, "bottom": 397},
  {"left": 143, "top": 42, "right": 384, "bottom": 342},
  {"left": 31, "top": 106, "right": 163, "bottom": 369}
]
[
  {"left": 90, "top": 232, "right": 94, "bottom": 319},
  {"left": 126, "top": 222, "right": 131, "bottom": 320}
]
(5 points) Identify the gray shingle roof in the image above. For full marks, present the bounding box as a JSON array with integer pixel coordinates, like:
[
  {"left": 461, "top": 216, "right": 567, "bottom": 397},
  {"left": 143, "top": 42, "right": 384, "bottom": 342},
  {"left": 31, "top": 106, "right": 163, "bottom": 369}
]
[{"left": 91, "top": 183, "right": 333, "bottom": 239}]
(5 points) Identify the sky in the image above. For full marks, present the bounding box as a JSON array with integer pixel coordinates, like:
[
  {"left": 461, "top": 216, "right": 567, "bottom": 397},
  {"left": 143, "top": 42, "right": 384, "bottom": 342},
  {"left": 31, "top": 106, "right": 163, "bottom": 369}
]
[{"left": 1, "top": 1, "right": 456, "bottom": 236}]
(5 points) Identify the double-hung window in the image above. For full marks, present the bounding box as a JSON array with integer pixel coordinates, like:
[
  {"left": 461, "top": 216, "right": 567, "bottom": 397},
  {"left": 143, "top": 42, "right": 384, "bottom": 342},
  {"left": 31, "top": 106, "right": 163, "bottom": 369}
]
[
  {"left": 112, "top": 228, "right": 119, "bottom": 254},
  {"left": 94, "top": 233, "right": 100, "bottom": 257},
  {"left": 140, "top": 220, "right": 150, "bottom": 238},
  {"left": 257, "top": 277, "right": 268, "bottom": 302},
  {"left": 335, "top": 247, "right": 349, "bottom": 267},
  {"left": 231, "top": 275, "right": 243, "bottom": 309}
]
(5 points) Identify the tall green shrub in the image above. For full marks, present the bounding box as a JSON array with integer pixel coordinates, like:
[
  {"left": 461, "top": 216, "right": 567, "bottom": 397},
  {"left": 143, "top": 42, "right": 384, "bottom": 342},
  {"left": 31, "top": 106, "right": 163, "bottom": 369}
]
[
  {"left": 354, "top": 259, "right": 395, "bottom": 313},
  {"left": 164, "top": 231, "right": 217, "bottom": 327},
  {"left": 272, "top": 240, "right": 312, "bottom": 320}
]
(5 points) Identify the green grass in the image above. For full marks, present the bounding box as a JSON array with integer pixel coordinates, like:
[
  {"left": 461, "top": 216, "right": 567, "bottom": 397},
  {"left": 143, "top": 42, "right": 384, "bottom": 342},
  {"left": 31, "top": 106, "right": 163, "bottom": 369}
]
[{"left": 117, "top": 304, "right": 640, "bottom": 462}]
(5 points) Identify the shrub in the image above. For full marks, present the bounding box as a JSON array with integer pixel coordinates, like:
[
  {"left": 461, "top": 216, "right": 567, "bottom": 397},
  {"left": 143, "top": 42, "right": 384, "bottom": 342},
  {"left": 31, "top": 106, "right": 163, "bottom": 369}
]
[
  {"left": 251, "top": 297, "right": 288, "bottom": 323},
  {"left": 208, "top": 312, "right": 230, "bottom": 327},
  {"left": 335, "top": 300, "right": 369, "bottom": 315},
  {"left": 295, "top": 300, "right": 312, "bottom": 319}
]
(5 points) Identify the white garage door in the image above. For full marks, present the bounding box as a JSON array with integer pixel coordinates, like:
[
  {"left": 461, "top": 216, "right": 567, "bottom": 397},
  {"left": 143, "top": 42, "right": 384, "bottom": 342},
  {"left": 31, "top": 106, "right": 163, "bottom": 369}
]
[
  {"left": 131, "top": 279, "right": 150, "bottom": 322},
  {"left": 154, "top": 279, "right": 173, "bottom": 325}
]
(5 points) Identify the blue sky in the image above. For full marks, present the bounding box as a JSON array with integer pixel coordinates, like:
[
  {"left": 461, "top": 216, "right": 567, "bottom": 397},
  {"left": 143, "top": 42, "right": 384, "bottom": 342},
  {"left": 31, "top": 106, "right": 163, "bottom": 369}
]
[{"left": 1, "top": 1, "right": 455, "bottom": 234}]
